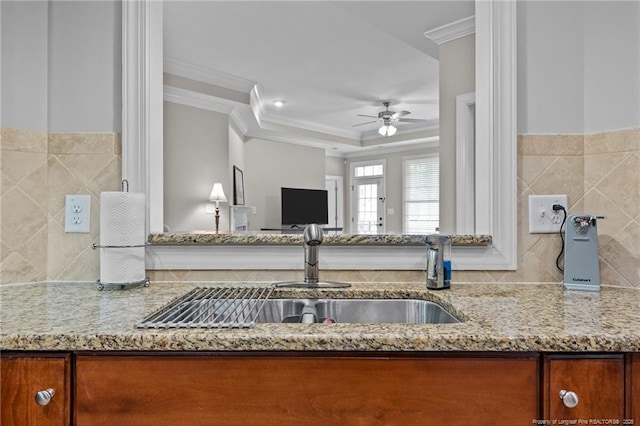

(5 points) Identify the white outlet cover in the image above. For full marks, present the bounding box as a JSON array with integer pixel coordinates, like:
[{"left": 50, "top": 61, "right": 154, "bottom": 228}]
[
  {"left": 528, "top": 194, "right": 568, "bottom": 234},
  {"left": 64, "top": 194, "right": 91, "bottom": 233}
]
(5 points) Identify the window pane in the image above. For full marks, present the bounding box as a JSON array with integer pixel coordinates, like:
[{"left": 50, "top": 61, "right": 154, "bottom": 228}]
[
  {"left": 403, "top": 156, "right": 439, "bottom": 234},
  {"left": 354, "top": 163, "right": 383, "bottom": 178},
  {"left": 356, "top": 182, "right": 378, "bottom": 235}
]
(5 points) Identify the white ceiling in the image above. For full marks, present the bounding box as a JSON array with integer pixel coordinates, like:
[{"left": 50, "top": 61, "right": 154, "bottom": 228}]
[{"left": 163, "top": 1, "right": 475, "bottom": 153}]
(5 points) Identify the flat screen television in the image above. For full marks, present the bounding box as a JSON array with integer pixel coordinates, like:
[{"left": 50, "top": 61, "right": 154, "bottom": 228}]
[{"left": 281, "top": 187, "right": 329, "bottom": 227}]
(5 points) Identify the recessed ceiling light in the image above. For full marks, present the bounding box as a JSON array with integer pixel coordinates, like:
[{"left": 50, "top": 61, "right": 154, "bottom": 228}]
[{"left": 273, "top": 100, "right": 286, "bottom": 107}]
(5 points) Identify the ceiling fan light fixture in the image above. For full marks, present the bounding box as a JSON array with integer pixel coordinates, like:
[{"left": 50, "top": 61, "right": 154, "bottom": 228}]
[{"left": 378, "top": 124, "right": 397, "bottom": 137}]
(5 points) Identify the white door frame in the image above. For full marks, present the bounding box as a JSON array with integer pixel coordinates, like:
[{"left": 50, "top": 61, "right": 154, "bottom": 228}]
[
  {"left": 349, "top": 160, "right": 386, "bottom": 234},
  {"left": 325, "top": 175, "right": 344, "bottom": 230}
]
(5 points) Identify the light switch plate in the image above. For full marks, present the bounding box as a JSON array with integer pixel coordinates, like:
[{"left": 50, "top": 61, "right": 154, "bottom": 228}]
[
  {"left": 64, "top": 194, "right": 91, "bottom": 233},
  {"left": 528, "top": 194, "right": 568, "bottom": 233}
]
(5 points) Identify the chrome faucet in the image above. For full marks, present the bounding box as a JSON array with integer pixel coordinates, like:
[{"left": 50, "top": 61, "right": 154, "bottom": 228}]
[
  {"left": 303, "top": 223, "right": 323, "bottom": 284},
  {"left": 426, "top": 234, "right": 451, "bottom": 290},
  {"left": 274, "top": 224, "right": 350, "bottom": 289}
]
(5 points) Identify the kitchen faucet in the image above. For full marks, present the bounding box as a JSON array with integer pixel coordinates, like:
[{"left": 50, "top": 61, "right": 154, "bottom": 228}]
[
  {"left": 425, "top": 234, "right": 451, "bottom": 290},
  {"left": 303, "top": 223, "right": 323, "bottom": 284},
  {"left": 275, "top": 224, "right": 350, "bottom": 288}
]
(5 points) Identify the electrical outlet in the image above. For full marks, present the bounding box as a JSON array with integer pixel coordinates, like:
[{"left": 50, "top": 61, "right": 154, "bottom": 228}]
[
  {"left": 64, "top": 195, "right": 91, "bottom": 233},
  {"left": 528, "top": 194, "right": 568, "bottom": 233},
  {"left": 205, "top": 204, "right": 216, "bottom": 214}
]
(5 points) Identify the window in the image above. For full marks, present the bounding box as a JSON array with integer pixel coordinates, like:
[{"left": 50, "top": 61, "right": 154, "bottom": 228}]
[
  {"left": 354, "top": 164, "right": 383, "bottom": 178},
  {"left": 403, "top": 155, "right": 439, "bottom": 234}
]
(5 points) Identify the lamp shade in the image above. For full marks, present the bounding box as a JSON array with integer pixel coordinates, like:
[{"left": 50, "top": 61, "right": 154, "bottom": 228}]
[
  {"left": 209, "top": 182, "right": 228, "bottom": 203},
  {"left": 378, "top": 124, "right": 397, "bottom": 137}
]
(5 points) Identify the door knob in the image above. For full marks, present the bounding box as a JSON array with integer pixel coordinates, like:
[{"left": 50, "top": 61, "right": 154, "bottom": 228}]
[
  {"left": 559, "top": 390, "right": 579, "bottom": 408},
  {"left": 35, "top": 388, "right": 55, "bottom": 406}
]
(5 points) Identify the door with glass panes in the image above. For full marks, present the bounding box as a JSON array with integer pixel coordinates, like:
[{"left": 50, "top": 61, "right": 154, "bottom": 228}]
[{"left": 353, "top": 177, "right": 385, "bottom": 234}]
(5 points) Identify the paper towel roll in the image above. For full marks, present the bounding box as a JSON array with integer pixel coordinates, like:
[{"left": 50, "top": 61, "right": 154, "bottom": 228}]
[{"left": 99, "top": 191, "right": 146, "bottom": 283}]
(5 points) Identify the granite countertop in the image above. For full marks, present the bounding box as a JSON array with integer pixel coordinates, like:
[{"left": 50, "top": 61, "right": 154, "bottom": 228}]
[
  {"left": 1, "top": 281, "right": 638, "bottom": 352},
  {"left": 148, "top": 233, "right": 492, "bottom": 246}
]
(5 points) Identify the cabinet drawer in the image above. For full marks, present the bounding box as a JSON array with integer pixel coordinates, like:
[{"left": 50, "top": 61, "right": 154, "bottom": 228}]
[
  {"left": 544, "top": 355, "right": 625, "bottom": 420},
  {"left": 76, "top": 354, "right": 538, "bottom": 426},
  {"left": 1, "top": 353, "right": 71, "bottom": 426}
]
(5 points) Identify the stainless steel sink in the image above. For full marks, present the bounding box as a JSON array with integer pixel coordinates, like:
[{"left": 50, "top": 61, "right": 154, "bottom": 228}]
[
  {"left": 137, "top": 287, "right": 459, "bottom": 329},
  {"left": 260, "top": 299, "right": 459, "bottom": 324}
]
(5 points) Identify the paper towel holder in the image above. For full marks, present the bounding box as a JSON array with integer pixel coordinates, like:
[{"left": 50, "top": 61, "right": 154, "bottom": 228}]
[
  {"left": 95, "top": 277, "right": 150, "bottom": 291},
  {"left": 93, "top": 180, "right": 149, "bottom": 291},
  {"left": 92, "top": 242, "right": 150, "bottom": 290}
]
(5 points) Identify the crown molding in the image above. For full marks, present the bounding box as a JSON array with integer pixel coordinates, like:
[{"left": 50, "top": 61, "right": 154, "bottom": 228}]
[
  {"left": 164, "top": 57, "right": 256, "bottom": 93},
  {"left": 249, "top": 85, "right": 360, "bottom": 140},
  {"left": 164, "top": 85, "right": 256, "bottom": 137},
  {"left": 424, "top": 15, "right": 475, "bottom": 45},
  {"left": 229, "top": 107, "right": 252, "bottom": 135},
  {"left": 260, "top": 111, "right": 362, "bottom": 141},
  {"left": 244, "top": 125, "right": 351, "bottom": 152},
  {"left": 249, "top": 84, "right": 266, "bottom": 127},
  {"left": 344, "top": 139, "right": 439, "bottom": 159},
  {"left": 163, "top": 85, "right": 245, "bottom": 114},
  {"left": 163, "top": 58, "right": 429, "bottom": 143}
]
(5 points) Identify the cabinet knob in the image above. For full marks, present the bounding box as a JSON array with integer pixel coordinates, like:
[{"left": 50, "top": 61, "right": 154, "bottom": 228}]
[
  {"left": 559, "top": 390, "right": 579, "bottom": 408},
  {"left": 35, "top": 388, "right": 55, "bottom": 406}
]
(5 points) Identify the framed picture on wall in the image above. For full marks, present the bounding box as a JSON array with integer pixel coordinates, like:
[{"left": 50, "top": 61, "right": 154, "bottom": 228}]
[{"left": 233, "top": 165, "right": 245, "bottom": 205}]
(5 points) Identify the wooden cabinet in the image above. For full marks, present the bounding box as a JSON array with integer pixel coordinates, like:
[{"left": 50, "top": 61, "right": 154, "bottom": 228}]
[
  {"left": 543, "top": 354, "right": 625, "bottom": 421},
  {"left": 3, "top": 351, "right": 637, "bottom": 425},
  {"left": 633, "top": 353, "right": 639, "bottom": 423},
  {"left": 75, "top": 354, "right": 539, "bottom": 426},
  {"left": 0, "top": 353, "right": 71, "bottom": 426}
]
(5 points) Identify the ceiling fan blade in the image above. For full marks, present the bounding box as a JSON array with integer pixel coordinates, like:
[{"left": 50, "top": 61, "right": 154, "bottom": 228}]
[
  {"left": 352, "top": 120, "right": 379, "bottom": 127},
  {"left": 396, "top": 118, "right": 428, "bottom": 123},
  {"left": 391, "top": 110, "right": 411, "bottom": 118},
  {"left": 356, "top": 114, "right": 378, "bottom": 119}
]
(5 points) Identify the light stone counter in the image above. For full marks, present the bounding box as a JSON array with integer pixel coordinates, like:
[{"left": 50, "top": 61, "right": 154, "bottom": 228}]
[
  {"left": 148, "top": 233, "right": 492, "bottom": 246},
  {"left": 1, "top": 281, "right": 638, "bottom": 352}
]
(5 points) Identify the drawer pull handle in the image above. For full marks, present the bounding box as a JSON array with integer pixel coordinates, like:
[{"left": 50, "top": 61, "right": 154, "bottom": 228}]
[
  {"left": 35, "top": 388, "right": 55, "bottom": 406},
  {"left": 559, "top": 390, "right": 579, "bottom": 408}
]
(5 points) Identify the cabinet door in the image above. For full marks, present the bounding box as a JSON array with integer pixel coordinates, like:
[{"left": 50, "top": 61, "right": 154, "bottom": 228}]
[
  {"left": 1, "top": 354, "right": 71, "bottom": 426},
  {"left": 544, "top": 355, "right": 625, "bottom": 421},
  {"left": 76, "top": 354, "right": 538, "bottom": 426}
]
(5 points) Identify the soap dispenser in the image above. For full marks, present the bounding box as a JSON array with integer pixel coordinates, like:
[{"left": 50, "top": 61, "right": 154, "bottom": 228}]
[{"left": 426, "top": 234, "right": 451, "bottom": 290}]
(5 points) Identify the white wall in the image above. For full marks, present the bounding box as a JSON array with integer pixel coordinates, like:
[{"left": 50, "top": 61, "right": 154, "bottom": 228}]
[
  {"left": 244, "top": 139, "right": 325, "bottom": 230},
  {"left": 584, "top": 1, "right": 640, "bottom": 132},
  {"left": 48, "top": 1, "right": 121, "bottom": 132},
  {"left": 0, "top": 1, "right": 121, "bottom": 132},
  {"left": 517, "top": 1, "right": 585, "bottom": 134},
  {"left": 438, "top": 34, "right": 475, "bottom": 234},
  {"left": 163, "top": 102, "right": 230, "bottom": 232},
  {"left": 1, "top": 1, "right": 49, "bottom": 131},
  {"left": 325, "top": 155, "right": 345, "bottom": 177},
  {"left": 228, "top": 121, "right": 245, "bottom": 186},
  {"left": 518, "top": 0, "right": 640, "bottom": 134}
]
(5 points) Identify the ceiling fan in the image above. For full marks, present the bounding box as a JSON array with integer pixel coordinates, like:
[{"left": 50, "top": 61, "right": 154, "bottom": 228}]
[{"left": 352, "top": 101, "right": 427, "bottom": 136}]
